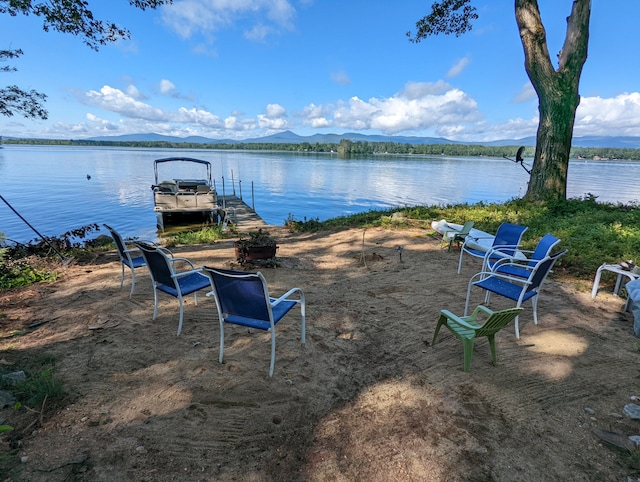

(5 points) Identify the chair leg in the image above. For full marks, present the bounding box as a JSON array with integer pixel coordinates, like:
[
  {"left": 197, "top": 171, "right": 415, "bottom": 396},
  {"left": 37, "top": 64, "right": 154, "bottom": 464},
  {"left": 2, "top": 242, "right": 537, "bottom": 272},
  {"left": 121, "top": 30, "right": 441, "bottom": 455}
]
[
  {"left": 120, "top": 263, "right": 125, "bottom": 289},
  {"left": 219, "top": 320, "right": 225, "bottom": 364},
  {"left": 531, "top": 295, "right": 539, "bottom": 325},
  {"left": 487, "top": 335, "right": 498, "bottom": 366},
  {"left": 457, "top": 249, "right": 465, "bottom": 274},
  {"left": 129, "top": 268, "right": 136, "bottom": 298},
  {"left": 432, "top": 314, "right": 446, "bottom": 345},
  {"left": 462, "top": 338, "right": 474, "bottom": 372},
  {"left": 269, "top": 331, "right": 276, "bottom": 377},
  {"left": 176, "top": 293, "right": 184, "bottom": 335},
  {"left": 152, "top": 287, "right": 159, "bottom": 321},
  {"left": 300, "top": 301, "right": 306, "bottom": 345},
  {"left": 464, "top": 288, "right": 472, "bottom": 316},
  {"left": 484, "top": 291, "right": 492, "bottom": 304},
  {"left": 514, "top": 314, "right": 520, "bottom": 339}
]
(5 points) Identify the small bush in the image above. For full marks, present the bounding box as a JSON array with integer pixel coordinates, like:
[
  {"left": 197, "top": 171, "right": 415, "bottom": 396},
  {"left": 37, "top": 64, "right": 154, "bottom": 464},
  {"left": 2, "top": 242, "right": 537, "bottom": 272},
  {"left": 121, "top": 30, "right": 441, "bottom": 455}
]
[{"left": 4, "top": 369, "right": 65, "bottom": 407}]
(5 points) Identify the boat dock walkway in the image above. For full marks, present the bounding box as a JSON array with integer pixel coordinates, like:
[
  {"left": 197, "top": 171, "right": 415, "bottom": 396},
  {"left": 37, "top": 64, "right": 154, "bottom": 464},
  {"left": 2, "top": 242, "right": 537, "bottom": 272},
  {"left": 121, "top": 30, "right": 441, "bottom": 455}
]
[{"left": 220, "top": 195, "right": 271, "bottom": 231}]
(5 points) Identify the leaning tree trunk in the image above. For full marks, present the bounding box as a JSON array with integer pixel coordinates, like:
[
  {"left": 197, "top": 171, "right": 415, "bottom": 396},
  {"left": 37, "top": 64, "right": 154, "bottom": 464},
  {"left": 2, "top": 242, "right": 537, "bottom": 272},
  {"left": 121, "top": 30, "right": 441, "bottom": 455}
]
[{"left": 515, "top": 0, "right": 591, "bottom": 202}]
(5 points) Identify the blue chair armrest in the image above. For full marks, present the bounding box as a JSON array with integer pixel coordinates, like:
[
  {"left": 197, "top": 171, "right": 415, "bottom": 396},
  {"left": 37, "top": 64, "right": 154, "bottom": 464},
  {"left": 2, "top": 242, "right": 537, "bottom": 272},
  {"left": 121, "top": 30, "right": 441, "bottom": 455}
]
[
  {"left": 171, "top": 267, "right": 203, "bottom": 279},
  {"left": 169, "top": 257, "right": 196, "bottom": 270},
  {"left": 270, "top": 287, "right": 304, "bottom": 307}
]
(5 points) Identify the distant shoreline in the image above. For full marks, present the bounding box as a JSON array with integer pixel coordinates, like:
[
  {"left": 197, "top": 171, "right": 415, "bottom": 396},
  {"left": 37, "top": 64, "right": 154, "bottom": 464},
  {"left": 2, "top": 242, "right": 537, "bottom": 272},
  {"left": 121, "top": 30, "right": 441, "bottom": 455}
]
[{"left": 2, "top": 138, "right": 639, "bottom": 161}]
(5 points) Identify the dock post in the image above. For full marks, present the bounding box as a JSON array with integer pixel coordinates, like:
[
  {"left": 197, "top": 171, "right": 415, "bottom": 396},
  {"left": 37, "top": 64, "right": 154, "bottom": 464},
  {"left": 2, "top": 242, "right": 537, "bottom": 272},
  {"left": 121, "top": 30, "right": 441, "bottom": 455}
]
[
  {"left": 239, "top": 180, "right": 243, "bottom": 200},
  {"left": 251, "top": 181, "right": 255, "bottom": 211},
  {"left": 221, "top": 176, "right": 226, "bottom": 209},
  {"left": 231, "top": 169, "right": 236, "bottom": 195}
]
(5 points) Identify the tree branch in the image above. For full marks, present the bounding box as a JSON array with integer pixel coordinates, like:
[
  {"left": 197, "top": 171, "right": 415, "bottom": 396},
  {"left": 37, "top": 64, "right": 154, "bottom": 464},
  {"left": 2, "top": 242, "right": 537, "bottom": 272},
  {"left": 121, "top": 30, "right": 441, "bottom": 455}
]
[{"left": 558, "top": 0, "right": 591, "bottom": 71}]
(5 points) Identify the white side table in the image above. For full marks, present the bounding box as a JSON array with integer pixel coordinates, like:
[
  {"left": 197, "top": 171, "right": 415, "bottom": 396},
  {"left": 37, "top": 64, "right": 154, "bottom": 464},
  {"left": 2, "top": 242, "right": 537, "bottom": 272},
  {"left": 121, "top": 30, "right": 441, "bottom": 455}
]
[{"left": 591, "top": 263, "right": 640, "bottom": 299}]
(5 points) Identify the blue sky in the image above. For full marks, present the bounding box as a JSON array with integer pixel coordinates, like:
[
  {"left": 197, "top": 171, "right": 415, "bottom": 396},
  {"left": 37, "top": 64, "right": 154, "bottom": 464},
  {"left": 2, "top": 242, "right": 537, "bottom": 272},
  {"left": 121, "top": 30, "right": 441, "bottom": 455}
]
[{"left": 1, "top": 1, "right": 639, "bottom": 142}]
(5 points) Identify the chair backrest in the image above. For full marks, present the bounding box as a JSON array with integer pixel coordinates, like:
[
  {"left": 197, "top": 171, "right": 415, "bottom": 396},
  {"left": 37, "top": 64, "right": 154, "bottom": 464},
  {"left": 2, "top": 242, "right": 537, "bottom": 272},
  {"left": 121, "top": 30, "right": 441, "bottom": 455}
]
[
  {"left": 103, "top": 224, "right": 128, "bottom": 260},
  {"left": 458, "top": 221, "right": 474, "bottom": 236},
  {"left": 204, "top": 267, "right": 271, "bottom": 322},
  {"left": 475, "top": 307, "right": 523, "bottom": 337},
  {"left": 528, "top": 233, "right": 561, "bottom": 267},
  {"left": 135, "top": 242, "right": 175, "bottom": 287},
  {"left": 492, "top": 223, "right": 528, "bottom": 256},
  {"left": 525, "top": 249, "right": 568, "bottom": 293}
]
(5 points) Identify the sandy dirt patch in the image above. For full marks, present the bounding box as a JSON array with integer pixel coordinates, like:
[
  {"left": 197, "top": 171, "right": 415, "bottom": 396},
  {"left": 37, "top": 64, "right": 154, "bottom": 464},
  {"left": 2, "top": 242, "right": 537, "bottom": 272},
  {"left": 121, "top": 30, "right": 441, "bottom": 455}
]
[{"left": 1, "top": 226, "right": 638, "bottom": 481}]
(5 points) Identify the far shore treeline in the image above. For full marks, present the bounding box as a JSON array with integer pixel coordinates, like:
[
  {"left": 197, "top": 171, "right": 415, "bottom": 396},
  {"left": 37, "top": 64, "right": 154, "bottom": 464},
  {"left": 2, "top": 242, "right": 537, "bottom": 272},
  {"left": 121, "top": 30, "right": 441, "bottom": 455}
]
[{"left": 2, "top": 137, "right": 640, "bottom": 160}]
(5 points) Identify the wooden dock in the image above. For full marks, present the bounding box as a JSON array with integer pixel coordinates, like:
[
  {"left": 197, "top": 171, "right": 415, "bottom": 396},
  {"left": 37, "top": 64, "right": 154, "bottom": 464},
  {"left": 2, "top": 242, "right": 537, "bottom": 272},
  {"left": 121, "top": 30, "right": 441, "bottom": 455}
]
[{"left": 220, "top": 195, "right": 271, "bottom": 231}]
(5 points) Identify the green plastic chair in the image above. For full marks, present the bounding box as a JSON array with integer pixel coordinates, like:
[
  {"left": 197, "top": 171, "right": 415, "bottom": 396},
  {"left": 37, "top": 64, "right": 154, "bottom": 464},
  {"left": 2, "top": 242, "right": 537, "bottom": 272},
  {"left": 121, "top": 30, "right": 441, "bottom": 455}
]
[
  {"left": 432, "top": 306, "right": 523, "bottom": 372},
  {"left": 442, "top": 221, "right": 474, "bottom": 251}
]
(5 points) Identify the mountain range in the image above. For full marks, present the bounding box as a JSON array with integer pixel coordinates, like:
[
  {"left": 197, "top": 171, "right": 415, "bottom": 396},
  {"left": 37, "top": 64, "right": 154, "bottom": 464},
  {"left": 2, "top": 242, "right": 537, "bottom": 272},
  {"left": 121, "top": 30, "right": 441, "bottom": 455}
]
[{"left": 86, "top": 130, "right": 640, "bottom": 149}]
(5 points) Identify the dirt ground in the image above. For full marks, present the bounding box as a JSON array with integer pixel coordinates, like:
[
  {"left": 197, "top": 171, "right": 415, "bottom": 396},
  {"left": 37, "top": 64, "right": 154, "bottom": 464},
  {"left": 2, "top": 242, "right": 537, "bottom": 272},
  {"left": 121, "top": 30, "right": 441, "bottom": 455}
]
[{"left": 1, "top": 226, "right": 640, "bottom": 481}]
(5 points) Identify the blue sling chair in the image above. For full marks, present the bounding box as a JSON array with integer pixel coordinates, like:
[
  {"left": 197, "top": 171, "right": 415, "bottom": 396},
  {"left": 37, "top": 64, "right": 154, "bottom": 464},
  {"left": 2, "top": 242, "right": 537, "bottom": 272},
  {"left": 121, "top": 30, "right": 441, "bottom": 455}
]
[
  {"left": 458, "top": 222, "right": 528, "bottom": 274},
  {"left": 103, "top": 224, "right": 166, "bottom": 298},
  {"left": 134, "top": 242, "right": 211, "bottom": 335},
  {"left": 464, "top": 250, "right": 568, "bottom": 338},
  {"left": 203, "top": 267, "right": 306, "bottom": 378}
]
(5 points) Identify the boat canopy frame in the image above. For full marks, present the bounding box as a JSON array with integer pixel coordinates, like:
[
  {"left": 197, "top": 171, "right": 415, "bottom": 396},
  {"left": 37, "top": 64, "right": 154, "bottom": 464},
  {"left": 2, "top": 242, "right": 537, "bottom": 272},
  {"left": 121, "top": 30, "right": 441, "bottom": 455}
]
[{"left": 153, "top": 157, "right": 212, "bottom": 185}]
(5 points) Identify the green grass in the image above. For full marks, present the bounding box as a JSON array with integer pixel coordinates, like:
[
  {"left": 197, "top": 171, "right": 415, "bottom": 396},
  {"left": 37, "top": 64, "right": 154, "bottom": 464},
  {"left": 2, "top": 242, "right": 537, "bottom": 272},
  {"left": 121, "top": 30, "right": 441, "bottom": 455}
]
[
  {"left": 287, "top": 197, "right": 640, "bottom": 279},
  {"left": 2, "top": 198, "right": 639, "bottom": 284},
  {"left": 162, "top": 225, "right": 227, "bottom": 247},
  {"left": 0, "top": 352, "right": 65, "bottom": 408}
]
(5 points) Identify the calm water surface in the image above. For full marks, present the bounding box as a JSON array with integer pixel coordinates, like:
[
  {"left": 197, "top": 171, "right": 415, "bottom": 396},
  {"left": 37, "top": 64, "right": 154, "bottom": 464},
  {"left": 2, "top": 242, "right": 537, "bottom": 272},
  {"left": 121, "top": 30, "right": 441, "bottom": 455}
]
[{"left": 1, "top": 145, "right": 639, "bottom": 243}]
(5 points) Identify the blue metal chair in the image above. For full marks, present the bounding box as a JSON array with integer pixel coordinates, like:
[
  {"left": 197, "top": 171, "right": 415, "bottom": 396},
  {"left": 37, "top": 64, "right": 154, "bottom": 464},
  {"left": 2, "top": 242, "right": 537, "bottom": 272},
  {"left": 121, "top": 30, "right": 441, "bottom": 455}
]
[
  {"left": 134, "top": 242, "right": 211, "bottom": 335},
  {"left": 203, "top": 267, "right": 306, "bottom": 377},
  {"left": 458, "top": 222, "right": 528, "bottom": 274},
  {"left": 103, "top": 224, "right": 151, "bottom": 298},
  {"left": 464, "top": 250, "right": 568, "bottom": 338},
  {"left": 488, "top": 233, "right": 561, "bottom": 278}
]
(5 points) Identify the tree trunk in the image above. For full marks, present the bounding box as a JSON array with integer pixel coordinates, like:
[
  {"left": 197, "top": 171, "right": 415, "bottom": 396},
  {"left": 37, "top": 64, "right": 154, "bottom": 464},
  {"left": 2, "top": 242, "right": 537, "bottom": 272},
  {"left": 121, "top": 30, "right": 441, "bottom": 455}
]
[{"left": 515, "top": 0, "right": 591, "bottom": 201}]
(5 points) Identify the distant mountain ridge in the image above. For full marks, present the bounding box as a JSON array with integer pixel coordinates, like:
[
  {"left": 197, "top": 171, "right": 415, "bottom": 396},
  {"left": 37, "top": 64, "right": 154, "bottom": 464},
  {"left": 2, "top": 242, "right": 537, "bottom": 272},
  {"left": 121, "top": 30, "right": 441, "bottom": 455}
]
[{"left": 84, "top": 130, "right": 640, "bottom": 149}]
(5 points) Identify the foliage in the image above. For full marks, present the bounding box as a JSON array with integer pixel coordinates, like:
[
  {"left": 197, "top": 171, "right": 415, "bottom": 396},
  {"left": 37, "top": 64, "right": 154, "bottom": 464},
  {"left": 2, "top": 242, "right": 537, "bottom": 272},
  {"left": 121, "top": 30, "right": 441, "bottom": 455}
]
[
  {"left": 163, "top": 225, "right": 225, "bottom": 247},
  {"left": 407, "top": 0, "right": 477, "bottom": 40},
  {"left": 0, "top": 261, "right": 59, "bottom": 289},
  {"left": 6, "top": 137, "right": 640, "bottom": 161},
  {"left": 0, "top": 223, "right": 101, "bottom": 288},
  {"left": 1, "top": 0, "right": 172, "bottom": 119},
  {"left": 235, "top": 229, "right": 277, "bottom": 248},
  {"left": 285, "top": 213, "right": 322, "bottom": 231},
  {"left": 5, "top": 223, "right": 101, "bottom": 258},
  {"left": 5, "top": 369, "right": 65, "bottom": 407},
  {"left": 0, "top": 353, "right": 64, "bottom": 407},
  {"left": 0, "top": 49, "right": 48, "bottom": 118},
  {"left": 1, "top": 0, "right": 172, "bottom": 50}
]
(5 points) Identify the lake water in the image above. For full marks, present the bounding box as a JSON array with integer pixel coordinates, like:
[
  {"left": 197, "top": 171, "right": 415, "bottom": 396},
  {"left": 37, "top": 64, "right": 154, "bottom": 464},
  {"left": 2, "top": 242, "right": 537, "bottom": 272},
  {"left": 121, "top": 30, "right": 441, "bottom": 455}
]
[{"left": 1, "top": 145, "right": 639, "bottom": 244}]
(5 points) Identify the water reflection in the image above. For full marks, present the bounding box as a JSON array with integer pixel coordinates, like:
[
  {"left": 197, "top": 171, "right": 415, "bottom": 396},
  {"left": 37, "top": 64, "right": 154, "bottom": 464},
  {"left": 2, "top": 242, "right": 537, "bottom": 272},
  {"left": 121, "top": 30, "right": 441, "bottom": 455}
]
[{"left": 0, "top": 145, "right": 639, "bottom": 243}]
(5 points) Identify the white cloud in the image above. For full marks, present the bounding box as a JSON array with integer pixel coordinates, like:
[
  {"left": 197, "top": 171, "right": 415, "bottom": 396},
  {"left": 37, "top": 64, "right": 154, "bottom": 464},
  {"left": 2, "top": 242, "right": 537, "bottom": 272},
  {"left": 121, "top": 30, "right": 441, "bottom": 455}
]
[
  {"left": 264, "top": 103, "right": 287, "bottom": 118},
  {"left": 56, "top": 80, "right": 640, "bottom": 142},
  {"left": 159, "top": 79, "right": 176, "bottom": 94},
  {"left": 258, "top": 103, "right": 288, "bottom": 129},
  {"left": 125, "top": 85, "right": 146, "bottom": 100},
  {"left": 85, "top": 86, "right": 167, "bottom": 122},
  {"left": 330, "top": 70, "right": 352, "bottom": 86},
  {"left": 446, "top": 56, "right": 471, "bottom": 78},
  {"left": 301, "top": 82, "right": 482, "bottom": 135},
  {"left": 399, "top": 81, "right": 451, "bottom": 99},
  {"left": 574, "top": 92, "right": 640, "bottom": 136},
  {"left": 244, "top": 24, "right": 273, "bottom": 42},
  {"left": 162, "top": 0, "right": 296, "bottom": 42}
]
